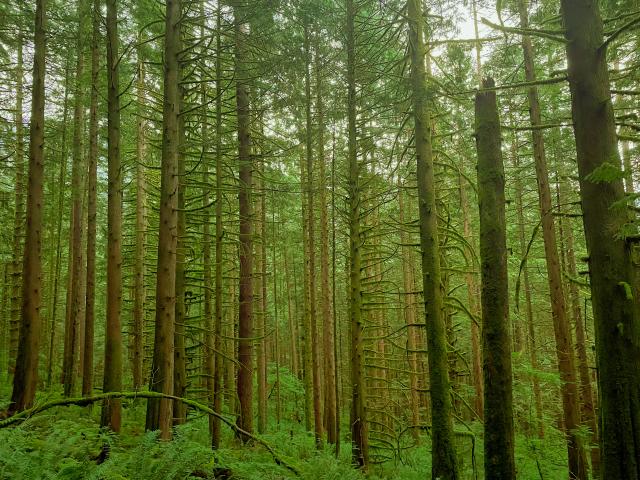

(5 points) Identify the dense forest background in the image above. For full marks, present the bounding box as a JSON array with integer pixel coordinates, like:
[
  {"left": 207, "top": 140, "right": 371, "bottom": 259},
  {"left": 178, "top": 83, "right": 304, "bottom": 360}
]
[{"left": 0, "top": 0, "right": 639, "bottom": 478}]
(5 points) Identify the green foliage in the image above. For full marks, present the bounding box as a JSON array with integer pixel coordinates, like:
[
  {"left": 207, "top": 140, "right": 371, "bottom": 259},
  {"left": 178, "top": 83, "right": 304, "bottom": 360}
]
[{"left": 585, "top": 161, "right": 626, "bottom": 183}]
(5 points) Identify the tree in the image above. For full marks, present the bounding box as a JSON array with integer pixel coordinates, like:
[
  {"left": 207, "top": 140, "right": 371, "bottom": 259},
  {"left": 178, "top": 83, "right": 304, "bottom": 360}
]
[
  {"left": 475, "top": 77, "right": 515, "bottom": 480},
  {"left": 346, "top": 0, "right": 368, "bottom": 468},
  {"left": 100, "top": 0, "right": 124, "bottom": 433},
  {"left": 9, "top": 0, "right": 46, "bottom": 415},
  {"left": 561, "top": 0, "right": 640, "bottom": 476},
  {"left": 82, "top": 0, "right": 100, "bottom": 397},
  {"left": 407, "top": 0, "right": 459, "bottom": 477},
  {"left": 146, "top": 0, "right": 182, "bottom": 440},
  {"left": 234, "top": 0, "right": 254, "bottom": 441},
  {"left": 516, "top": 1, "right": 587, "bottom": 475}
]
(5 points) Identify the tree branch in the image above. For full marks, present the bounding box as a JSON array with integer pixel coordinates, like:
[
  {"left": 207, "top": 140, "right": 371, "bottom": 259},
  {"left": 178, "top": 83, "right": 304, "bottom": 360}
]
[{"left": 0, "top": 391, "right": 301, "bottom": 475}]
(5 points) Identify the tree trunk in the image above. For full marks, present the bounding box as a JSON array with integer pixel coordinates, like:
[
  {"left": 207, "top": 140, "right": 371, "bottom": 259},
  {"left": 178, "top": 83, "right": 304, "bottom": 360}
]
[
  {"left": 517, "top": 2, "right": 588, "bottom": 476},
  {"left": 63, "top": 0, "right": 87, "bottom": 398},
  {"left": 211, "top": 5, "right": 224, "bottom": 449},
  {"left": 407, "top": 0, "right": 458, "bottom": 477},
  {"left": 132, "top": 43, "right": 147, "bottom": 392},
  {"left": 512, "top": 135, "right": 545, "bottom": 439},
  {"left": 560, "top": 0, "right": 640, "bottom": 476},
  {"left": 256, "top": 170, "right": 267, "bottom": 434},
  {"left": 145, "top": 0, "right": 181, "bottom": 440},
  {"left": 316, "top": 40, "right": 337, "bottom": 447},
  {"left": 82, "top": 0, "right": 99, "bottom": 396},
  {"left": 9, "top": 0, "right": 46, "bottom": 414},
  {"left": 557, "top": 179, "right": 600, "bottom": 474},
  {"left": 234, "top": 1, "right": 254, "bottom": 441},
  {"left": 9, "top": 31, "right": 25, "bottom": 377},
  {"left": 100, "top": 0, "right": 123, "bottom": 432},
  {"left": 303, "top": 24, "right": 323, "bottom": 448},
  {"left": 346, "top": 0, "right": 368, "bottom": 468},
  {"left": 398, "top": 184, "right": 421, "bottom": 441},
  {"left": 47, "top": 61, "right": 71, "bottom": 388},
  {"left": 459, "top": 173, "right": 483, "bottom": 420},
  {"left": 475, "top": 77, "right": 515, "bottom": 480},
  {"left": 173, "top": 89, "right": 187, "bottom": 425}
]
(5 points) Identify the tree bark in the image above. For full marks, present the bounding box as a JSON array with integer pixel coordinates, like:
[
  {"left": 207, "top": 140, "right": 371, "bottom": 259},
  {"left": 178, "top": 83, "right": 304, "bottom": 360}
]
[
  {"left": 560, "top": 0, "right": 640, "bottom": 476},
  {"left": 517, "top": 2, "right": 588, "bottom": 476},
  {"left": 346, "top": 0, "right": 368, "bottom": 468},
  {"left": 407, "top": 0, "right": 458, "bottom": 477},
  {"left": 475, "top": 77, "right": 515, "bottom": 480},
  {"left": 512, "top": 135, "right": 544, "bottom": 439},
  {"left": 63, "top": 0, "right": 87, "bottom": 398},
  {"left": 132, "top": 42, "right": 147, "bottom": 392},
  {"left": 9, "top": 0, "right": 46, "bottom": 414},
  {"left": 234, "top": 1, "right": 254, "bottom": 441},
  {"left": 9, "top": 31, "right": 25, "bottom": 377},
  {"left": 303, "top": 24, "right": 323, "bottom": 448},
  {"left": 211, "top": 5, "right": 224, "bottom": 449},
  {"left": 82, "top": 0, "right": 98, "bottom": 395},
  {"left": 317, "top": 40, "right": 337, "bottom": 446},
  {"left": 100, "top": 0, "right": 123, "bottom": 432},
  {"left": 146, "top": 0, "right": 181, "bottom": 440}
]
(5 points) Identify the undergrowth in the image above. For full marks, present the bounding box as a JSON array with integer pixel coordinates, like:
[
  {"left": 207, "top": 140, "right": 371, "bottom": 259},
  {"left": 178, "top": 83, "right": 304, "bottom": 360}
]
[{"left": 0, "top": 371, "right": 576, "bottom": 479}]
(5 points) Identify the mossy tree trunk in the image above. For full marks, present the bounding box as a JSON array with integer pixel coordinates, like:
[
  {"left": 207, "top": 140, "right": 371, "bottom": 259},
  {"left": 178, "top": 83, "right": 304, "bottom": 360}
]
[
  {"left": 517, "top": 1, "right": 588, "bottom": 476},
  {"left": 561, "top": 0, "right": 640, "bottom": 477},
  {"left": 346, "top": 0, "right": 368, "bottom": 468},
  {"left": 408, "top": 0, "right": 458, "bottom": 477},
  {"left": 475, "top": 78, "right": 515, "bottom": 480}
]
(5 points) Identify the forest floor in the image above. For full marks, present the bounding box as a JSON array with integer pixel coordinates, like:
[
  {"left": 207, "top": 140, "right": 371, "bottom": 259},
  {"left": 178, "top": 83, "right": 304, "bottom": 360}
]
[{"left": 0, "top": 373, "right": 571, "bottom": 479}]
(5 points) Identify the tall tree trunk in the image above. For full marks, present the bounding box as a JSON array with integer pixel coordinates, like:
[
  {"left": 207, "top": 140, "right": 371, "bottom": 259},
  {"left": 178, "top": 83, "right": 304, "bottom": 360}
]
[
  {"left": 100, "top": 0, "right": 123, "bottom": 432},
  {"left": 407, "top": 0, "right": 458, "bottom": 477},
  {"left": 132, "top": 43, "right": 147, "bottom": 391},
  {"left": 63, "top": 0, "right": 87, "bottom": 398},
  {"left": 9, "top": 0, "right": 46, "bottom": 414},
  {"left": 331, "top": 130, "right": 341, "bottom": 456},
  {"left": 459, "top": 173, "right": 483, "bottom": 420},
  {"left": 284, "top": 246, "right": 299, "bottom": 378},
  {"left": 47, "top": 60, "right": 71, "bottom": 388},
  {"left": 517, "top": 2, "right": 588, "bottom": 476},
  {"left": 512, "top": 135, "right": 544, "bottom": 439},
  {"left": 82, "top": 0, "right": 99, "bottom": 396},
  {"left": 317, "top": 41, "right": 337, "bottom": 447},
  {"left": 475, "top": 78, "right": 516, "bottom": 480},
  {"left": 303, "top": 24, "right": 323, "bottom": 448},
  {"left": 211, "top": 5, "right": 224, "bottom": 449},
  {"left": 272, "top": 205, "right": 282, "bottom": 426},
  {"left": 398, "top": 184, "right": 421, "bottom": 441},
  {"left": 560, "top": 0, "right": 640, "bottom": 476},
  {"left": 256, "top": 170, "right": 267, "bottom": 434},
  {"left": 146, "top": 0, "right": 181, "bottom": 440},
  {"left": 173, "top": 93, "right": 187, "bottom": 425},
  {"left": 346, "top": 0, "right": 368, "bottom": 468},
  {"left": 557, "top": 178, "right": 600, "bottom": 474},
  {"left": 81, "top": 0, "right": 98, "bottom": 396},
  {"left": 9, "top": 31, "right": 25, "bottom": 377},
  {"left": 300, "top": 147, "right": 314, "bottom": 433},
  {"left": 234, "top": 1, "right": 254, "bottom": 441}
]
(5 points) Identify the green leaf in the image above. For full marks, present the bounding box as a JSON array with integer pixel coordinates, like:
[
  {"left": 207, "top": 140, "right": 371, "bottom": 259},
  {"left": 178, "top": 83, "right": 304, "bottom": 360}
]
[
  {"left": 619, "top": 281, "right": 633, "bottom": 300},
  {"left": 585, "top": 162, "right": 626, "bottom": 183}
]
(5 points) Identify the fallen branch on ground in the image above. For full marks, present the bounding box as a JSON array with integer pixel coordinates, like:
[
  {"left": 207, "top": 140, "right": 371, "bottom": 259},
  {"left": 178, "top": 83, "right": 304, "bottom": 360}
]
[{"left": 0, "top": 391, "right": 301, "bottom": 475}]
